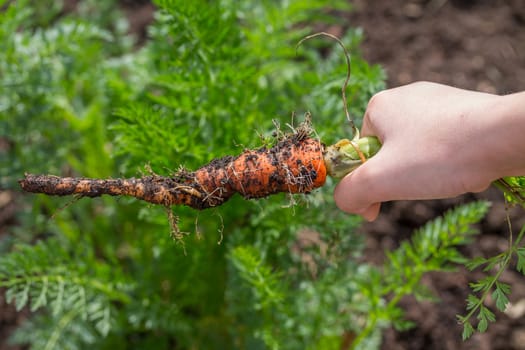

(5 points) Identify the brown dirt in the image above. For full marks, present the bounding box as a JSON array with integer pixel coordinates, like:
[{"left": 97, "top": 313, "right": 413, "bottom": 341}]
[
  {"left": 348, "top": 0, "right": 525, "bottom": 349},
  {"left": 348, "top": 0, "right": 525, "bottom": 94}
]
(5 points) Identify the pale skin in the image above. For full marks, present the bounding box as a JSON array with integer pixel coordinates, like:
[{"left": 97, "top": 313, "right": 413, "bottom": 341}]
[{"left": 334, "top": 81, "right": 525, "bottom": 221}]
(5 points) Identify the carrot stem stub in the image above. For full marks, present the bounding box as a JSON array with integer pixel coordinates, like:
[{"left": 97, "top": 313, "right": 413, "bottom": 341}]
[{"left": 18, "top": 120, "right": 381, "bottom": 210}]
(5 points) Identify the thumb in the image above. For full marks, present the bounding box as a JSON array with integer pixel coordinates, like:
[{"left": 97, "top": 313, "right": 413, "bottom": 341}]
[
  {"left": 333, "top": 153, "right": 386, "bottom": 218},
  {"left": 360, "top": 203, "right": 381, "bottom": 222}
]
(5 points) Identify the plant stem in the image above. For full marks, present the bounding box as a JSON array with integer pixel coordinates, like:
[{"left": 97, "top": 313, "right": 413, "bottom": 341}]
[{"left": 460, "top": 222, "right": 525, "bottom": 325}]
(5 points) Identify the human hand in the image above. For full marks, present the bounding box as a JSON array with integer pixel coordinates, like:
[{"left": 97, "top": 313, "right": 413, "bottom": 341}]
[{"left": 334, "top": 81, "right": 521, "bottom": 221}]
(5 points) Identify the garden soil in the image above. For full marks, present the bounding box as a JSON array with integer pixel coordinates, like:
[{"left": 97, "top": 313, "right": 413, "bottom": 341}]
[{"left": 2, "top": 0, "right": 525, "bottom": 349}]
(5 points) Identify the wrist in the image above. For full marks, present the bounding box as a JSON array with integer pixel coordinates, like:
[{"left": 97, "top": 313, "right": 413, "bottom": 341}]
[{"left": 478, "top": 92, "right": 525, "bottom": 179}]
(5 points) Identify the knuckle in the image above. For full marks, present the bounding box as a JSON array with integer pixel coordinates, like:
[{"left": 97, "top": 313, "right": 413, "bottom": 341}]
[
  {"left": 363, "top": 92, "right": 387, "bottom": 133},
  {"left": 367, "top": 90, "right": 389, "bottom": 113}
]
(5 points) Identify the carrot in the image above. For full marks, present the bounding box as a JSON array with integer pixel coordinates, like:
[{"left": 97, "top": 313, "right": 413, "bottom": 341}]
[
  {"left": 19, "top": 122, "right": 380, "bottom": 210},
  {"left": 19, "top": 121, "right": 329, "bottom": 210}
]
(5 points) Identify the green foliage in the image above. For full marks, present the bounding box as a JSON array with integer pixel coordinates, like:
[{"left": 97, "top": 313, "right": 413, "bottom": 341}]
[
  {"left": 0, "top": 239, "right": 127, "bottom": 349},
  {"left": 1, "top": 0, "right": 382, "bottom": 348},
  {"left": 224, "top": 202, "right": 489, "bottom": 349},
  {"left": 0, "top": 0, "right": 500, "bottom": 349},
  {"left": 226, "top": 211, "right": 366, "bottom": 349},
  {"left": 0, "top": 0, "right": 130, "bottom": 188},
  {"left": 495, "top": 176, "right": 525, "bottom": 207},
  {"left": 350, "top": 201, "right": 490, "bottom": 346},
  {"left": 219, "top": 201, "right": 491, "bottom": 349},
  {"left": 457, "top": 218, "right": 525, "bottom": 339}
]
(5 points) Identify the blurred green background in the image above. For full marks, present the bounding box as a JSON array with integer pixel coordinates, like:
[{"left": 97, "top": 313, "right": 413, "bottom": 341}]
[{"left": 0, "top": 1, "right": 485, "bottom": 349}]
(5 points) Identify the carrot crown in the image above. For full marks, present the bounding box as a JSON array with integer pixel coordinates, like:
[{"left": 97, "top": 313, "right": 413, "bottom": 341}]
[{"left": 324, "top": 136, "right": 381, "bottom": 178}]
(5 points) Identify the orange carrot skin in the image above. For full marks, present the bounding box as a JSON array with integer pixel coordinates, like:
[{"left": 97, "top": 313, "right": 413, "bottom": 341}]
[
  {"left": 223, "top": 137, "right": 326, "bottom": 198},
  {"left": 19, "top": 137, "right": 327, "bottom": 210}
]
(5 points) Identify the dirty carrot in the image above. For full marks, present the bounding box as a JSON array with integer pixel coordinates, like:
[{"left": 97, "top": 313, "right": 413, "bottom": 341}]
[
  {"left": 20, "top": 122, "right": 323, "bottom": 210},
  {"left": 18, "top": 120, "right": 380, "bottom": 210}
]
